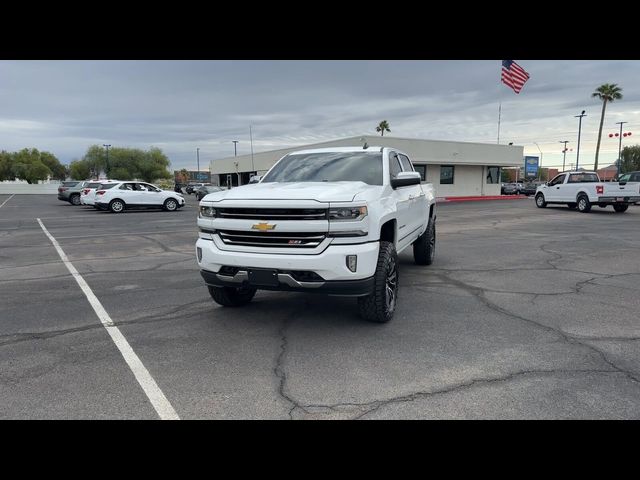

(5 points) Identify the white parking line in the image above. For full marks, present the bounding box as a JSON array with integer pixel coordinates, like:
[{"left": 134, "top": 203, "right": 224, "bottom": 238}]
[
  {"left": 37, "top": 218, "right": 180, "bottom": 420},
  {"left": 0, "top": 194, "right": 15, "bottom": 209}
]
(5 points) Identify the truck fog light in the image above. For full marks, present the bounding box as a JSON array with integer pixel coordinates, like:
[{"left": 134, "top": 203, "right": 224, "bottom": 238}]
[
  {"left": 346, "top": 255, "right": 357, "bottom": 272},
  {"left": 197, "top": 247, "right": 203, "bottom": 262}
]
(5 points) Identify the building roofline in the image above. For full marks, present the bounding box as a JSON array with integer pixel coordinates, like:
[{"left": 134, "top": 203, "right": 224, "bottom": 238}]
[{"left": 211, "top": 135, "right": 521, "bottom": 163}]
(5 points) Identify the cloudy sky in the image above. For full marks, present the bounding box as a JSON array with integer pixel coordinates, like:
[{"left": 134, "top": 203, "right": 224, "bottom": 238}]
[{"left": 1, "top": 60, "right": 639, "bottom": 171}]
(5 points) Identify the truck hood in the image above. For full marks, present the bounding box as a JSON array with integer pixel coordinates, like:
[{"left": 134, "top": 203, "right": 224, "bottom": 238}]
[{"left": 205, "top": 182, "right": 374, "bottom": 203}]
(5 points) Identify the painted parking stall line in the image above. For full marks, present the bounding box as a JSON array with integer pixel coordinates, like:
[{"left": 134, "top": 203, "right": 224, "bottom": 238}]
[
  {"left": 37, "top": 218, "right": 180, "bottom": 420},
  {"left": 0, "top": 194, "right": 15, "bottom": 209}
]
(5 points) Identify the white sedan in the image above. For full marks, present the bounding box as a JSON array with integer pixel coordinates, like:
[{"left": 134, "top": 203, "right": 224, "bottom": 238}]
[{"left": 95, "top": 181, "right": 185, "bottom": 213}]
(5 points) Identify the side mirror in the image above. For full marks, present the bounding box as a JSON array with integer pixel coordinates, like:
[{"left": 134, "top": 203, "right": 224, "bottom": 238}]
[
  {"left": 391, "top": 171, "right": 421, "bottom": 189},
  {"left": 249, "top": 175, "right": 261, "bottom": 184}
]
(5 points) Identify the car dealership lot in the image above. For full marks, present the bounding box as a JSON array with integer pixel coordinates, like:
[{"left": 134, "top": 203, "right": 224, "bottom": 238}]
[{"left": 1, "top": 194, "right": 639, "bottom": 419}]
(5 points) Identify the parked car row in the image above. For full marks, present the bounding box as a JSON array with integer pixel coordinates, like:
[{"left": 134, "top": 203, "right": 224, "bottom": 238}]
[
  {"left": 501, "top": 181, "right": 545, "bottom": 196},
  {"left": 57, "top": 180, "right": 185, "bottom": 213}
]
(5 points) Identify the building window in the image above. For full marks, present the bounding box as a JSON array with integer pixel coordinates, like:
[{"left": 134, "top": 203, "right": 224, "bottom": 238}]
[
  {"left": 414, "top": 164, "right": 426, "bottom": 181},
  {"left": 440, "top": 165, "right": 454, "bottom": 184},
  {"left": 486, "top": 166, "right": 500, "bottom": 184}
]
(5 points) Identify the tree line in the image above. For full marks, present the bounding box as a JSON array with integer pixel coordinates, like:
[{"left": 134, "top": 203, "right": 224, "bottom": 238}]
[
  {"left": 621, "top": 145, "right": 640, "bottom": 172},
  {"left": 0, "top": 145, "right": 173, "bottom": 183},
  {"left": 0, "top": 148, "right": 67, "bottom": 184},
  {"left": 69, "top": 145, "right": 172, "bottom": 183}
]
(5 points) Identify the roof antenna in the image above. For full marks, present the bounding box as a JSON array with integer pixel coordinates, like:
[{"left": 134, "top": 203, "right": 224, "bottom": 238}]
[{"left": 361, "top": 137, "right": 369, "bottom": 149}]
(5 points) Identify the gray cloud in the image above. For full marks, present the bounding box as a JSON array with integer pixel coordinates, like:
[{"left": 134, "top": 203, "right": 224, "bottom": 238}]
[{"left": 1, "top": 60, "right": 639, "bottom": 171}]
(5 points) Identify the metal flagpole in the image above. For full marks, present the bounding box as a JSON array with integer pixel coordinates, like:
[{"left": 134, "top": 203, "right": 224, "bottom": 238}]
[
  {"left": 497, "top": 61, "right": 503, "bottom": 144},
  {"left": 497, "top": 102, "right": 502, "bottom": 144}
]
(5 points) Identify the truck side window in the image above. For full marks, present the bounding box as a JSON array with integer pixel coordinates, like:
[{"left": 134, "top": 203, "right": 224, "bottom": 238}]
[
  {"left": 389, "top": 153, "right": 402, "bottom": 179},
  {"left": 398, "top": 154, "right": 413, "bottom": 172},
  {"left": 549, "top": 174, "right": 565, "bottom": 186}
]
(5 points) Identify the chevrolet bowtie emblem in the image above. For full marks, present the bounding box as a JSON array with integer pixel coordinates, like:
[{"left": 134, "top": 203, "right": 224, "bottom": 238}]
[{"left": 252, "top": 222, "right": 276, "bottom": 231}]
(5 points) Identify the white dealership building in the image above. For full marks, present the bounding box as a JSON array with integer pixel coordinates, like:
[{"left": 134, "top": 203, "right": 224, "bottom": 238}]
[{"left": 209, "top": 136, "right": 524, "bottom": 198}]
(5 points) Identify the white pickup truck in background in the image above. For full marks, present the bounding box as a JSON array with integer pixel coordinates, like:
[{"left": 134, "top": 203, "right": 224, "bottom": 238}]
[
  {"left": 535, "top": 171, "right": 640, "bottom": 213},
  {"left": 196, "top": 146, "right": 437, "bottom": 323}
]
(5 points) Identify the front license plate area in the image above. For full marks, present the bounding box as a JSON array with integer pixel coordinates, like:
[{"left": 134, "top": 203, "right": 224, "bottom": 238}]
[{"left": 248, "top": 269, "right": 279, "bottom": 287}]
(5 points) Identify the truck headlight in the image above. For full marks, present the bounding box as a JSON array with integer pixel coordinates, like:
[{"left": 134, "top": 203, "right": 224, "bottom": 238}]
[
  {"left": 199, "top": 206, "right": 217, "bottom": 217},
  {"left": 329, "top": 206, "right": 367, "bottom": 221}
]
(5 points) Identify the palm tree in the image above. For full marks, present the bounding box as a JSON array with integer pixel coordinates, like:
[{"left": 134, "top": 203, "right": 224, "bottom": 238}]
[
  {"left": 592, "top": 83, "right": 623, "bottom": 171},
  {"left": 376, "top": 120, "right": 391, "bottom": 137}
]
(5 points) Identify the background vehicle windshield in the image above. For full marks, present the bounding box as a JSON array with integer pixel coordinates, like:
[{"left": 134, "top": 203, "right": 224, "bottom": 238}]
[{"left": 261, "top": 152, "right": 383, "bottom": 185}]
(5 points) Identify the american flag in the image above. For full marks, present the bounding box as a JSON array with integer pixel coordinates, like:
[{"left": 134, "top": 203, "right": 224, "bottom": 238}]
[{"left": 501, "top": 60, "right": 530, "bottom": 94}]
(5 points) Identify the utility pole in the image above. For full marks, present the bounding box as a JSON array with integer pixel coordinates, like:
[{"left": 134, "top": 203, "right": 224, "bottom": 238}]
[
  {"left": 196, "top": 148, "right": 200, "bottom": 180},
  {"left": 232, "top": 140, "right": 238, "bottom": 157},
  {"left": 575, "top": 110, "right": 586, "bottom": 170},
  {"left": 559, "top": 140, "right": 569, "bottom": 172}
]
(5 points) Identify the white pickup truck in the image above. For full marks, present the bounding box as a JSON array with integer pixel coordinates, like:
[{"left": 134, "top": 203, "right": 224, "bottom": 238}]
[
  {"left": 196, "top": 146, "right": 437, "bottom": 323},
  {"left": 535, "top": 171, "right": 640, "bottom": 213}
]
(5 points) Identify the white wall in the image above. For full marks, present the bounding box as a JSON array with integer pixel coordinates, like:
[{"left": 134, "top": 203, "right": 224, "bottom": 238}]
[
  {"left": 422, "top": 165, "right": 501, "bottom": 197},
  {"left": 0, "top": 184, "right": 60, "bottom": 194}
]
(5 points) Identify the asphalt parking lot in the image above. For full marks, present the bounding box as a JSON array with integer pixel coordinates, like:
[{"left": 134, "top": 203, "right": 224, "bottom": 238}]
[{"left": 1, "top": 193, "right": 639, "bottom": 419}]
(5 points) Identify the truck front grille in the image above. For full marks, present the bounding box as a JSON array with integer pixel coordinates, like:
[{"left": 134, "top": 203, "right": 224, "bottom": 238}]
[
  {"left": 217, "top": 208, "right": 328, "bottom": 221},
  {"left": 218, "top": 230, "right": 326, "bottom": 248}
]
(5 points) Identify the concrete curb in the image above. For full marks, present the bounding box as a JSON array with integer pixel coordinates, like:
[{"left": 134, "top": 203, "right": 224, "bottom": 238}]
[{"left": 437, "top": 195, "right": 529, "bottom": 203}]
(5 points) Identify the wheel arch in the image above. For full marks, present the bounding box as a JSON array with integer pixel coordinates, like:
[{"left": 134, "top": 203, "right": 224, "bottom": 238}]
[{"left": 380, "top": 219, "right": 397, "bottom": 246}]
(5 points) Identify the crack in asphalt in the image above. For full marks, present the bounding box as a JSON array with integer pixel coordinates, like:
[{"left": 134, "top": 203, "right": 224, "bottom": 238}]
[
  {"left": 426, "top": 273, "right": 640, "bottom": 384},
  {"left": 0, "top": 299, "right": 211, "bottom": 348},
  {"left": 272, "top": 300, "right": 314, "bottom": 420},
  {"left": 281, "top": 242, "right": 640, "bottom": 419},
  {"left": 348, "top": 368, "right": 623, "bottom": 419},
  {"left": 286, "top": 368, "right": 625, "bottom": 420}
]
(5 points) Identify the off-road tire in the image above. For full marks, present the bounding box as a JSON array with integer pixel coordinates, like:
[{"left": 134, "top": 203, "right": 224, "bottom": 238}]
[
  {"left": 413, "top": 218, "right": 436, "bottom": 265},
  {"left": 535, "top": 193, "right": 547, "bottom": 208},
  {"left": 358, "top": 241, "right": 398, "bottom": 323},
  {"left": 577, "top": 194, "right": 591, "bottom": 213},
  {"left": 208, "top": 285, "right": 257, "bottom": 307},
  {"left": 613, "top": 204, "right": 629, "bottom": 213}
]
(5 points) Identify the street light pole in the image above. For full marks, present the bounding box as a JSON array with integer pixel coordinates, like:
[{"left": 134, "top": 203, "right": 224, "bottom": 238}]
[
  {"left": 615, "top": 121, "right": 627, "bottom": 179},
  {"left": 103, "top": 144, "right": 111, "bottom": 178},
  {"left": 232, "top": 140, "right": 238, "bottom": 157},
  {"left": 533, "top": 142, "right": 543, "bottom": 181},
  {"left": 575, "top": 110, "right": 586, "bottom": 170},
  {"left": 196, "top": 148, "right": 200, "bottom": 178},
  {"left": 559, "top": 141, "right": 569, "bottom": 171}
]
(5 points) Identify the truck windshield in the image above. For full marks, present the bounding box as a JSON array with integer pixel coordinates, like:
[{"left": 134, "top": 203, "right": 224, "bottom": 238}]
[{"left": 261, "top": 152, "right": 383, "bottom": 185}]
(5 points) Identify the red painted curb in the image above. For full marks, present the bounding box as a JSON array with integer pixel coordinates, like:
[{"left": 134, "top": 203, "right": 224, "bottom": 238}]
[{"left": 438, "top": 195, "right": 528, "bottom": 203}]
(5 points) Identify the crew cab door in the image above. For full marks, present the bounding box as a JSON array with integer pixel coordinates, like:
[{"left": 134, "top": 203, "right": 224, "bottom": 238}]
[
  {"left": 542, "top": 174, "right": 566, "bottom": 201},
  {"left": 398, "top": 153, "right": 428, "bottom": 238},
  {"left": 389, "top": 151, "right": 413, "bottom": 251},
  {"left": 138, "top": 182, "right": 163, "bottom": 205}
]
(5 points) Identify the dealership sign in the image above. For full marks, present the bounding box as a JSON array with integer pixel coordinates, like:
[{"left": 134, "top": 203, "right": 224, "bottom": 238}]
[{"left": 524, "top": 156, "right": 539, "bottom": 179}]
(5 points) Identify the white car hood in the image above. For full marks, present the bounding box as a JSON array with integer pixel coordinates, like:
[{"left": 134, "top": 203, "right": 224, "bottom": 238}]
[{"left": 205, "top": 182, "right": 374, "bottom": 203}]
